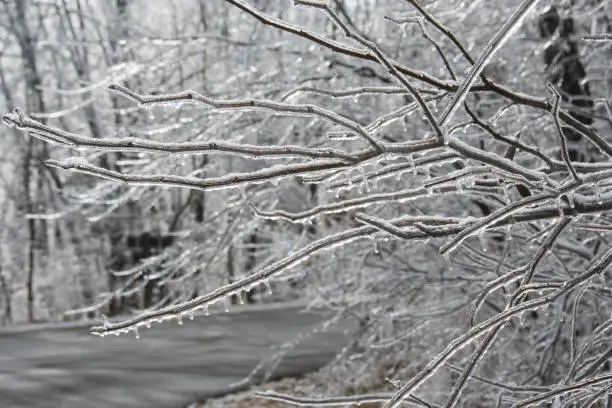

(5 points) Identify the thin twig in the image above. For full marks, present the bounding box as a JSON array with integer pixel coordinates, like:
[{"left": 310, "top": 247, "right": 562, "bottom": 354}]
[
  {"left": 438, "top": 0, "right": 542, "bottom": 127},
  {"left": 548, "top": 83, "right": 580, "bottom": 182}
]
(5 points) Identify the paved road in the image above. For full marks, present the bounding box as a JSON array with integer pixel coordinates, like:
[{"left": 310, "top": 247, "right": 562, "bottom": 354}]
[{"left": 0, "top": 304, "right": 353, "bottom": 408}]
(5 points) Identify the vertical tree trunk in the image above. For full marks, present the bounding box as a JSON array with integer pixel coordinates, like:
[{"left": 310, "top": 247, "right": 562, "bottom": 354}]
[
  {"left": 243, "top": 232, "right": 258, "bottom": 304},
  {"left": 227, "top": 244, "right": 237, "bottom": 304},
  {"left": 106, "top": 0, "right": 131, "bottom": 316},
  {"left": 12, "top": 0, "right": 49, "bottom": 322},
  {"left": 0, "top": 266, "right": 12, "bottom": 325}
]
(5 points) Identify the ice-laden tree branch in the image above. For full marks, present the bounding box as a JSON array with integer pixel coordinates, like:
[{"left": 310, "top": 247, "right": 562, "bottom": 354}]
[
  {"left": 85, "top": 191, "right": 610, "bottom": 337},
  {"left": 25, "top": 166, "right": 612, "bottom": 338},
  {"left": 226, "top": 0, "right": 612, "bottom": 159}
]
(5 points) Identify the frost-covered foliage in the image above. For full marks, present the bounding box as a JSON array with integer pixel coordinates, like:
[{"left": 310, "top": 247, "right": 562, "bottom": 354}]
[{"left": 2, "top": 0, "right": 612, "bottom": 407}]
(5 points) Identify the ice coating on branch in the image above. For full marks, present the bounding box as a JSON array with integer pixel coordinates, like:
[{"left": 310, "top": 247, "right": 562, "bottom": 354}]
[
  {"left": 54, "top": 157, "right": 92, "bottom": 168},
  {"left": 2, "top": 107, "right": 25, "bottom": 128}
]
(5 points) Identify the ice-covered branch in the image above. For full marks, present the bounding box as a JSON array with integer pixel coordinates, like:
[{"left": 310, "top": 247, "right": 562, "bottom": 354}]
[
  {"left": 383, "top": 244, "right": 612, "bottom": 408},
  {"left": 45, "top": 157, "right": 355, "bottom": 191},
  {"left": 108, "top": 84, "right": 384, "bottom": 150},
  {"left": 255, "top": 390, "right": 428, "bottom": 408},
  {"left": 3, "top": 108, "right": 362, "bottom": 161},
  {"left": 510, "top": 374, "right": 612, "bottom": 408}
]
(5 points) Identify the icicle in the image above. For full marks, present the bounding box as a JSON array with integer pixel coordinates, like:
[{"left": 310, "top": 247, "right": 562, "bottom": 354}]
[
  {"left": 556, "top": 196, "right": 564, "bottom": 217},
  {"left": 238, "top": 291, "right": 246, "bottom": 305},
  {"left": 101, "top": 314, "right": 109, "bottom": 330},
  {"left": 502, "top": 182, "right": 511, "bottom": 199},
  {"left": 146, "top": 106, "right": 155, "bottom": 121},
  {"left": 466, "top": 175, "right": 475, "bottom": 188},
  {"left": 177, "top": 315, "right": 183, "bottom": 325},
  {"left": 371, "top": 176, "right": 378, "bottom": 192},
  {"left": 223, "top": 298, "right": 230, "bottom": 312},
  {"left": 263, "top": 280, "right": 273, "bottom": 296},
  {"left": 431, "top": 99, "right": 438, "bottom": 113},
  {"left": 519, "top": 311, "right": 526, "bottom": 328},
  {"left": 188, "top": 311, "right": 195, "bottom": 320},
  {"left": 479, "top": 231, "right": 487, "bottom": 253},
  {"left": 595, "top": 272, "right": 606, "bottom": 287},
  {"left": 133, "top": 328, "right": 140, "bottom": 339},
  {"left": 373, "top": 241, "right": 380, "bottom": 255},
  {"left": 360, "top": 168, "right": 370, "bottom": 193},
  {"left": 593, "top": 182, "right": 603, "bottom": 204},
  {"left": 204, "top": 305, "right": 210, "bottom": 316}
]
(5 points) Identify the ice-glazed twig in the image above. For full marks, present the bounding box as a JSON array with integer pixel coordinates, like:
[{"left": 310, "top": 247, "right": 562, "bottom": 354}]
[
  {"left": 404, "top": 0, "right": 477, "bottom": 67},
  {"left": 3, "top": 108, "right": 363, "bottom": 162},
  {"left": 443, "top": 327, "right": 503, "bottom": 408},
  {"left": 331, "top": 151, "right": 458, "bottom": 188},
  {"left": 437, "top": 0, "right": 542, "bottom": 127},
  {"left": 382, "top": 245, "right": 612, "bottom": 408},
  {"left": 89, "top": 215, "right": 453, "bottom": 336},
  {"left": 444, "top": 364, "right": 550, "bottom": 393},
  {"left": 385, "top": 15, "right": 457, "bottom": 81},
  {"left": 447, "top": 136, "right": 549, "bottom": 183},
  {"left": 446, "top": 216, "right": 569, "bottom": 408},
  {"left": 548, "top": 83, "right": 580, "bottom": 182},
  {"left": 470, "top": 266, "right": 526, "bottom": 327},
  {"left": 108, "top": 84, "right": 384, "bottom": 150},
  {"left": 255, "top": 390, "right": 429, "bottom": 408},
  {"left": 463, "top": 103, "right": 553, "bottom": 168},
  {"left": 354, "top": 213, "right": 460, "bottom": 240},
  {"left": 223, "top": 0, "right": 453, "bottom": 90},
  {"left": 439, "top": 192, "right": 556, "bottom": 255},
  {"left": 509, "top": 374, "right": 612, "bottom": 408},
  {"left": 294, "top": 0, "right": 446, "bottom": 143},
  {"left": 281, "top": 85, "right": 431, "bottom": 101},
  {"left": 520, "top": 218, "right": 572, "bottom": 287},
  {"left": 45, "top": 157, "right": 357, "bottom": 192},
  {"left": 253, "top": 185, "right": 462, "bottom": 223},
  {"left": 582, "top": 34, "right": 612, "bottom": 41}
]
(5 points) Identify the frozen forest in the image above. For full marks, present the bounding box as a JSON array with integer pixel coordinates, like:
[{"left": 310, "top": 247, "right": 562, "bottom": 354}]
[{"left": 0, "top": 0, "right": 611, "bottom": 407}]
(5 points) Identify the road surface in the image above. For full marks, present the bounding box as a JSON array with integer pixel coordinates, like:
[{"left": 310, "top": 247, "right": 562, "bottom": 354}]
[{"left": 0, "top": 303, "right": 353, "bottom": 408}]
